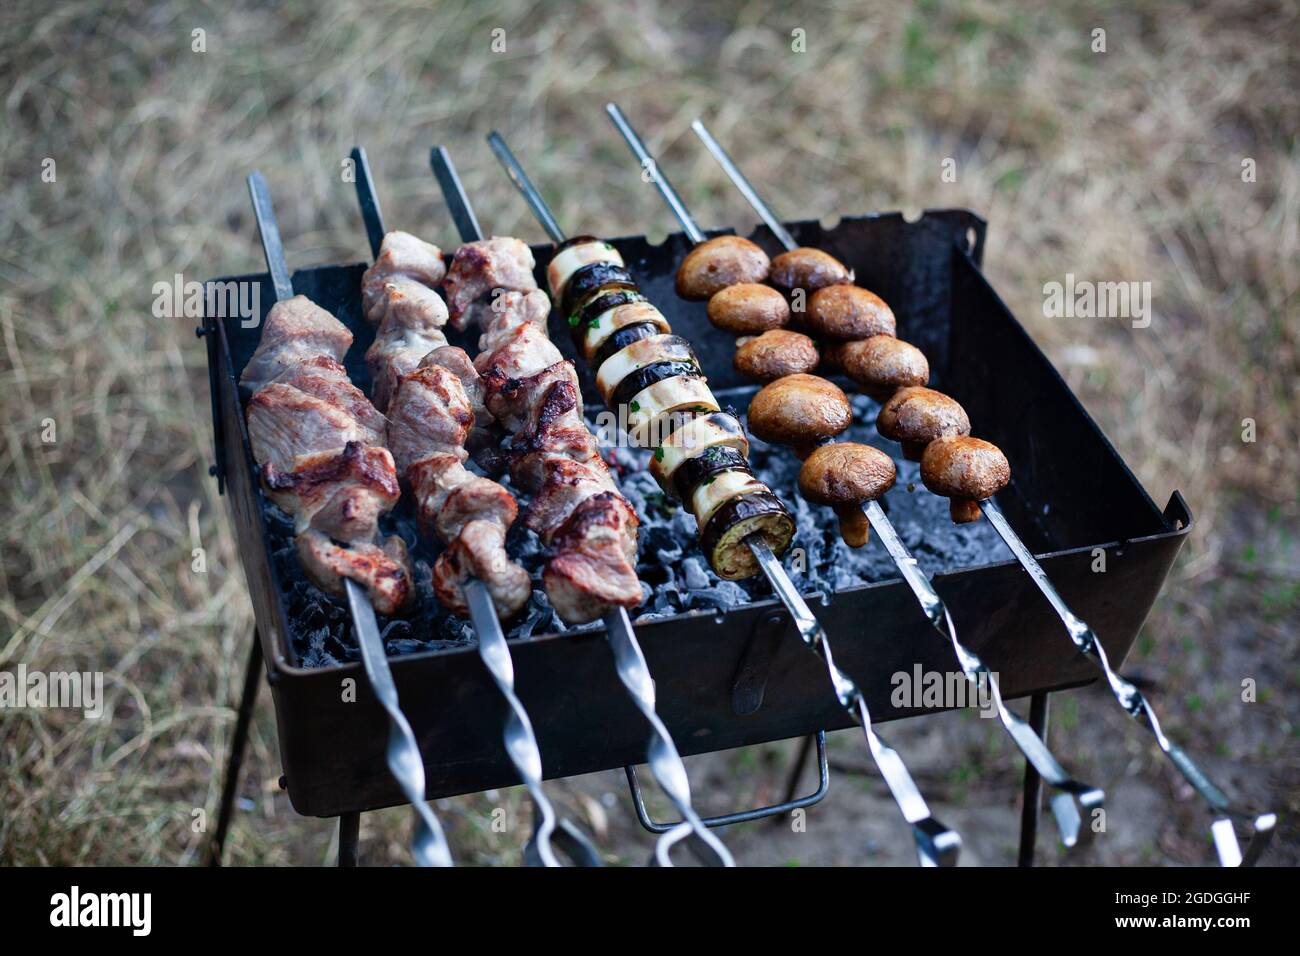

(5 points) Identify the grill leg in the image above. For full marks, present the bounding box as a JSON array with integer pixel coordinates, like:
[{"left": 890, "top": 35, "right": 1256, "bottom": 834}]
[
  {"left": 1017, "top": 692, "right": 1050, "bottom": 867},
  {"left": 771, "top": 734, "right": 818, "bottom": 826},
  {"left": 208, "top": 632, "right": 264, "bottom": 866},
  {"left": 338, "top": 812, "right": 361, "bottom": 867}
]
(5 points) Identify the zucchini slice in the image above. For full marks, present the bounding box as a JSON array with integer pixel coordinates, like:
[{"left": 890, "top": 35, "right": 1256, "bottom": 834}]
[{"left": 699, "top": 491, "right": 795, "bottom": 580}]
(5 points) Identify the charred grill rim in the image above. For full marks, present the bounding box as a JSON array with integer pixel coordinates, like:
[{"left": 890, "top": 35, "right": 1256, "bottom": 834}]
[{"left": 609, "top": 359, "right": 703, "bottom": 411}]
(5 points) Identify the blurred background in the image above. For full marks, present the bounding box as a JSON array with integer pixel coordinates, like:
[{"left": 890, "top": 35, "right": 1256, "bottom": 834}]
[{"left": 1, "top": 0, "right": 1295, "bottom": 866}]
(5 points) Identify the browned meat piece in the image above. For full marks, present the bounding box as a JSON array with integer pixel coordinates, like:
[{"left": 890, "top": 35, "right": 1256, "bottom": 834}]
[
  {"left": 499, "top": 364, "right": 605, "bottom": 488},
  {"left": 706, "top": 283, "right": 791, "bottom": 334},
  {"left": 296, "top": 530, "right": 413, "bottom": 616},
  {"left": 823, "top": 335, "right": 929, "bottom": 400},
  {"left": 675, "top": 236, "right": 770, "bottom": 300},
  {"left": 734, "top": 330, "right": 820, "bottom": 381},
  {"left": 522, "top": 457, "right": 619, "bottom": 543},
  {"left": 240, "top": 295, "right": 353, "bottom": 394},
  {"left": 474, "top": 319, "right": 563, "bottom": 381},
  {"left": 277, "top": 356, "right": 387, "bottom": 442},
  {"left": 432, "top": 519, "right": 531, "bottom": 619},
  {"left": 443, "top": 237, "right": 539, "bottom": 331},
  {"left": 876, "top": 386, "right": 971, "bottom": 461},
  {"left": 420, "top": 346, "right": 495, "bottom": 451},
  {"left": 247, "top": 383, "right": 371, "bottom": 471},
  {"left": 478, "top": 289, "right": 551, "bottom": 356},
  {"left": 262, "top": 441, "right": 401, "bottom": 542},
  {"left": 408, "top": 453, "right": 517, "bottom": 542},
  {"left": 360, "top": 231, "right": 446, "bottom": 321},
  {"left": 366, "top": 322, "right": 449, "bottom": 414},
  {"left": 384, "top": 363, "right": 474, "bottom": 475},
  {"left": 543, "top": 492, "right": 642, "bottom": 623},
  {"left": 746, "top": 373, "right": 853, "bottom": 457},
  {"left": 806, "top": 285, "right": 896, "bottom": 340},
  {"left": 769, "top": 248, "right": 853, "bottom": 292},
  {"left": 798, "top": 442, "right": 896, "bottom": 547},
  {"left": 920, "top": 435, "right": 1010, "bottom": 523},
  {"left": 386, "top": 346, "right": 532, "bottom": 619}
]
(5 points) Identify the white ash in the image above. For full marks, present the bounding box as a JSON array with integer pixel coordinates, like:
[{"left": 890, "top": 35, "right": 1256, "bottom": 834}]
[{"left": 269, "top": 391, "right": 1007, "bottom": 668}]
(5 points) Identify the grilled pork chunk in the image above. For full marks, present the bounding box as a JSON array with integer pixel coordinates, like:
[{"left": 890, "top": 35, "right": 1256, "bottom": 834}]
[
  {"left": 241, "top": 295, "right": 354, "bottom": 395},
  {"left": 444, "top": 235, "right": 643, "bottom": 623},
  {"left": 243, "top": 296, "right": 412, "bottom": 614},
  {"left": 383, "top": 345, "right": 531, "bottom": 620},
  {"left": 443, "top": 237, "right": 539, "bottom": 331},
  {"left": 361, "top": 235, "right": 451, "bottom": 412}
]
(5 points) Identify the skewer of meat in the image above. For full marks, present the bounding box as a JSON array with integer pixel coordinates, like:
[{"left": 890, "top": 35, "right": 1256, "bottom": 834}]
[
  {"left": 242, "top": 171, "right": 452, "bottom": 867},
  {"left": 685, "top": 119, "right": 1276, "bottom": 867},
  {"left": 346, "top": 147, "right": 601, "bottom": 868},
  {"left": 486, "top": 130, "right": 960, "bottom": 867},
  {"left": 432, "top": 145, "right": 734, "bottom": 868},
  {"left": 605, "top": 105, "right": 1104, "bottom": 855}
]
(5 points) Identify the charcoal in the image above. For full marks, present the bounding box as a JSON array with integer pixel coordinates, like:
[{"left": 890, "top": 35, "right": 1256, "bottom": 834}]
[{"left": 267, "top": 392, "right": 1007, "bottom": 667}]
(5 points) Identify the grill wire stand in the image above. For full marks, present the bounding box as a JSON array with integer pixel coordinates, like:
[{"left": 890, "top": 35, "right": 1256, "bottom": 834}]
[
  {"left": 245, "top": 171, "right": 453, "bottom": 868},
  {"left": 487, "top": 128, "right": 959, "bottom": 867},
  {"left": 349, "top": 147, "right": 601, "bottom": 868},
  {"left": 687, "top": 116, "right": 1277, "bottom": 867},
  {"left": 431, "top": 145, "right": 734, "bottom": 867}
]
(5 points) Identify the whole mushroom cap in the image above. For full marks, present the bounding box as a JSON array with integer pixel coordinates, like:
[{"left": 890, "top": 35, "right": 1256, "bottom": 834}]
[
  {"left": 806, "top": 284, "right": 896, "bottom": 340},
  {"left": 827, "top": 335, "right": 930, "bottom": 397},
  {"left": 747, "top": 373, "right": 852, "bottom": 446},
  {"left": 798, "top": 442, "right": 896, "bottom": 505},
  {"left": 734, "top": 329, "right": 820, "bottom": 381},
  {"left": 770, "top": 247, "right": 853, "bottom": 292},
  {"left": 707, "top": 282, "right": 791, "bottom": 334},
  {"left": 875, "top": 386, "right": 970, "bottom": 445},
  {"left": 920, "top": 436, "right": 1011, "bottom": 500},
  {"left": 676, "top": 236, "right": 771, "bottom": 300}
]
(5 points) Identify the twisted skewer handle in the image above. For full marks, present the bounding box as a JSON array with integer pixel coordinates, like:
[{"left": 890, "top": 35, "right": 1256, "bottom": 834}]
[
  {"left": 603, "top": 608, "right": 734, "bottom": 866},
  {"left": 749, "top": 539, "right": 960, "bottom": 866},
  {"left": 465, "top": 581, "right": 602, "bottom": 867},
  {"left": 863, "top": 501, "right": 1104, "bottom": 848},
  {"left": 980, "top": 497, "right": 1275, "bottom": 866},
  {"left": 345, "top": 579, "right": 453, "bottom": 867}
]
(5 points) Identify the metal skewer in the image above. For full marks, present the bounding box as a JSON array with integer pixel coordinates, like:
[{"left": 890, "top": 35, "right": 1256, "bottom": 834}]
[
  {"left": 349, "top": 148, "right": 601, "bottom": 868},
  {"left": 682, "top": 120, "right": 1105, "bottom": 851},
  {"left": 434, "top": 144, "right": 733, "bottom": 867},
  {"left": 490, "top": 126, "right": 958, "bottom": 866},
  {"left": 246, "top": 171, "right": 452, "bottom": 868},
  {"left": 690, "top": 119, "right": 1277, "bottom": 867}
]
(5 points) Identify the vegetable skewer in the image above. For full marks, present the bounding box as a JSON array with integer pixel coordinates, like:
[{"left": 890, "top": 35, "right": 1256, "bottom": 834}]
[{"left": 488, "top": 130, "right": 960, "bottom": 866}]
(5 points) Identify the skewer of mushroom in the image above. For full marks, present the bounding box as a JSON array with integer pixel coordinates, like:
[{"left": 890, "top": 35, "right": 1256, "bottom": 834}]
[
  {"left": 606, "top": 105, "right": 1105, "bottom": 852},
  {"left": 241, "top": 172, "right": 452, "bottom": 867},
  {"left": 348, "top": 147, "right": 601, "bottom": 868},
  {"left": 486, "top": 131, "right": 961, "bottom": 867},
  {"left": 427, "top": 146, "right": 734, "bottom": 867},
  {"left": 686, "top": 117, "right": 1277, "bottom": 867}
]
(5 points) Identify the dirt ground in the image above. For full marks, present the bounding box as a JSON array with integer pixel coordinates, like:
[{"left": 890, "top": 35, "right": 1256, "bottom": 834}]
[{"left": 1, "top": 0, "right": 1296, "bottom": 866}]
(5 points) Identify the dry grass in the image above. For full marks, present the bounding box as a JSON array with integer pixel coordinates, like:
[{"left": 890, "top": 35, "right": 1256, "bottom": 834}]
[{"left": 1, "top": 0, "right": 1296, "bottom": 866}]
